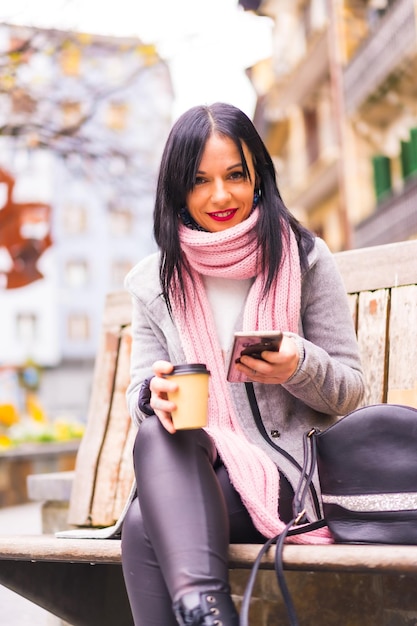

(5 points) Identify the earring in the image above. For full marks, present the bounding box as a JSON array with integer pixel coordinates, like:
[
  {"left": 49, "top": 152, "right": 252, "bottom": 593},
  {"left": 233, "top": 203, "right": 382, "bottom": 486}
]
[
  {"left": 179, "top": 207, "right": 207, "bottom": 232},
  {"left": 252, "top": 189, "right": 261, "bottom": 209}
]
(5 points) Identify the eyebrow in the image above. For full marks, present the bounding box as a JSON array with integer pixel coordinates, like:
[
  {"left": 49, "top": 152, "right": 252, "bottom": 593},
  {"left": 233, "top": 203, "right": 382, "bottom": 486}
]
[{"left": 196, "top": 162, "right": 243, "bottom": 174}]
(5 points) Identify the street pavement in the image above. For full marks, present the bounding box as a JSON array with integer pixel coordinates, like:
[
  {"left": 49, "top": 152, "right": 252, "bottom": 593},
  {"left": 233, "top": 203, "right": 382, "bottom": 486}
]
[{"left": 0, "top": 502, "right": 57, "bottom": 625}]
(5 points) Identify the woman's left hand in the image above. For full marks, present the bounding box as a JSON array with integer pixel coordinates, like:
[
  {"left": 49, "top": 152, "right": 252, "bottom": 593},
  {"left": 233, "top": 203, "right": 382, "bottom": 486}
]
[{"left": 235, "top": 334, "right": 299, "bottom": 384}]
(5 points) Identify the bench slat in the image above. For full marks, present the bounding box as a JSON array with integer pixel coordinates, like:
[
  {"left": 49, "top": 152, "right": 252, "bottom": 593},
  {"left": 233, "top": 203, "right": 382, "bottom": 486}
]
[
  {"left": 0, "top": 536, "right": 122, "bottom": 564},
  {"left": 91, "top": 327, "right": 134, "bottom": 526},
  {"left": 345, "top": 293, "right": 358, "bottom": 337},
  {"left": 387, "top": 285, "right": 417, "bottom": 408},
  {"left": 113, "top": 423, "right": 136, "bottom": 521},
  {"left": 335, "top": 239, "right": 417, "bottom": 293},
  {"left": 228, "top": 543, "right": 417, "bottom": 574},
  {"left": 68, "top": 328, "right": 122, "bottom": 526},
  {"left": 357, "top": 289, "right": 389, "bottom": 405},
  {"left": 1, "top": 536, "right": 417, "bottom": 575}
]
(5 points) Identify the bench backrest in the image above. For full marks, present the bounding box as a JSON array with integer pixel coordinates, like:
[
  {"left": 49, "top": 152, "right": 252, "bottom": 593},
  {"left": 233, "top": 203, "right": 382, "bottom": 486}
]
[
  {"left": 68, "top": 239, "right": 417, "bottom": 528},
  {"left": 336, "top": 239, "right": 417, "bottom": 408}
]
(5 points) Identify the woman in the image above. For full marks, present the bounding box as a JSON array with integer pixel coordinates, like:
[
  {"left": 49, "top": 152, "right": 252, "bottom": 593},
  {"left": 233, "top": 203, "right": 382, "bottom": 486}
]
[{"left": 121, "top": 102, "right": 364, "bottom": 626}]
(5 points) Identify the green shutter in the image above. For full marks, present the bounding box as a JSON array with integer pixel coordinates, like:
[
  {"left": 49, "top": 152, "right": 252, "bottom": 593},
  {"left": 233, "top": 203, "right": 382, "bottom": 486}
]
[
  {"left": 372, "top": 155, "right": 392, "bottom": 202},
  {"left": 400, "top": 140, "right": 412, "bottom": 179},
  {"left": 409, "top": 128, "right": 417, "bottom": 175}
]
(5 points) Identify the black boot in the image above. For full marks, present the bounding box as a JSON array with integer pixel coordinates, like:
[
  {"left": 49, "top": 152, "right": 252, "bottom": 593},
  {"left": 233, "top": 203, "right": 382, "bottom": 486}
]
[{"left": 173, "top": 590, "right": 239, "bottom": 625}]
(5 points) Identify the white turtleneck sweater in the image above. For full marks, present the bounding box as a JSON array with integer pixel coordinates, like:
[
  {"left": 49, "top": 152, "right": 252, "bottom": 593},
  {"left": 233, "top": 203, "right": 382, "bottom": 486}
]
[{"left": 203, "top": 275, "right": 253, "bottom": 355}]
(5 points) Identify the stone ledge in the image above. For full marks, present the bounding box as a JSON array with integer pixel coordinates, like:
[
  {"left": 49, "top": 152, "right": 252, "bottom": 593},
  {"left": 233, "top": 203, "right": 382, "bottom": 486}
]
[
  {"left": 0, "top": 441, "right": 79, "bottom": 460},
  {"left": 27, "top": 471, "right": 74, "bottom": 502},
  {"left": 0, "top": 444, "right": 78, "bottom": 508}
]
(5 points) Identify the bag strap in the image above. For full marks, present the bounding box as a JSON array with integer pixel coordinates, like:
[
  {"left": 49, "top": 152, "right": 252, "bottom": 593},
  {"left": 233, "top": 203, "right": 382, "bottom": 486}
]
[
  {"left": 240, "top": 428, "right": 324, "bottom": 626},
  {"left": 245, "top": 382, "right": 322, "bottom": 518}
]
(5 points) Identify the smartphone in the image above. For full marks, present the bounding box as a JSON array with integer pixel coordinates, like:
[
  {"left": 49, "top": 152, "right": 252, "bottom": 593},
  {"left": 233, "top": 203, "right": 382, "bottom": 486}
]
[{"left": 226, "top": 330, "right": 283, "bottom": 383}]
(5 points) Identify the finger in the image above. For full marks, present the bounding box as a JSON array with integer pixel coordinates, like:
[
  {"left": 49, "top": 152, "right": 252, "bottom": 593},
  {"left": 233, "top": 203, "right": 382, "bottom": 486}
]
[
  {"left": 156, "top": 411, "right": 176, "bottom": 434},
  {"left": 237, "top": 357, "right": 282, "bottom": 383},
  {"left": 151, "top": 394, "right": 176, "bottom": 414},
  {"left": 257, "top": 349, "right": 280, "bottom": 365},
  {"left": 152, "top": 360, "right": 174, "bottom": 376},
  {"left": 238, "top": 356, "right": 267, "bottom": 375},
  {"left": 150, "top": 374, "right": 178, "bottom": 396}
]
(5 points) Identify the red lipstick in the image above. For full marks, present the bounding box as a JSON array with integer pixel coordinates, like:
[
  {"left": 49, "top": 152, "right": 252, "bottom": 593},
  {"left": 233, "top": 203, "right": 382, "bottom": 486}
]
[{"left": 208, "top": 209, "right": 238, "bottom": 222}]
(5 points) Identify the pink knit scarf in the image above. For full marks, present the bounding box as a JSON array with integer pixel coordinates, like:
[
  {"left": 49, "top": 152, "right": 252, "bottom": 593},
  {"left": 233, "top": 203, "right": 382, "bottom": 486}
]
[{"left": 172, "top": 209, "right": 331, "bottom": 543}]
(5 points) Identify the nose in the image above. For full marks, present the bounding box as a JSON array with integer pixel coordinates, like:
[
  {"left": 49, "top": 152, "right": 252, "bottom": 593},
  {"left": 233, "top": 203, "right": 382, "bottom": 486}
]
[{"left": 211, "top": 180, "right": 231, "bottom": 204}]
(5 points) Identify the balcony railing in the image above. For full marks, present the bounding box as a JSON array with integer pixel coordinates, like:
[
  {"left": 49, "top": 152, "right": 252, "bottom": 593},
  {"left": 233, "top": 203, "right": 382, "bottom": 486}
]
[
  {"left": 344, "top": 0, "right": 416, "bottom": 115},
  {"left": 353, "top": 175, "right": 417, "bottom": 248}
]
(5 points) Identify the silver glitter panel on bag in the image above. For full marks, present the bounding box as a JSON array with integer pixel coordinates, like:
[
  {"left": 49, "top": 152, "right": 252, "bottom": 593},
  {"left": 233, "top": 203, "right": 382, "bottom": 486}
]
[{"left": 322, "top": 492, "right": 417, "bottom": 512}]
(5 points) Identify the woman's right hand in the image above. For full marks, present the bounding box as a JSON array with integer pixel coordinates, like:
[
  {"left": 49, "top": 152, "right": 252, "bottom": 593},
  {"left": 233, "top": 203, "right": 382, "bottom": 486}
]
[{"left": 149, "top": 360, "right": 178, "bottom": 434}]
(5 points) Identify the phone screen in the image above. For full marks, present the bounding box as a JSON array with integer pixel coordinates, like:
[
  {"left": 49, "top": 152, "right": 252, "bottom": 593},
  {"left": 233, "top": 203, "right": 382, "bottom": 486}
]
[{"left": 226, "top": 331, "right": 283, "bottom": 383}]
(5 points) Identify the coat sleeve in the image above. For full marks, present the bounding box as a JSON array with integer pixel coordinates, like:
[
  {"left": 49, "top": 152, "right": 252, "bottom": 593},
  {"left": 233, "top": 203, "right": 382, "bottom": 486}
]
[
  {"left": 282, "top": 238, "right": 365, "bottom": 415},
  {"left": 125, "top": 295, "right": 163, "bottom": 427},
  {"left": 124, "top": 255, "right": 187, "bottom": 427},
  {"left": 123, "top": 258, "right": 170, "bottom": 427}
]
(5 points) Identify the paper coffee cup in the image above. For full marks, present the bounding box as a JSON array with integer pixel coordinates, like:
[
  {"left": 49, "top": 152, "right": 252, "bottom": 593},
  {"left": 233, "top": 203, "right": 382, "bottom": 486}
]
[{"left": 164, "top": 364, "right": 210, "bottom": 430}]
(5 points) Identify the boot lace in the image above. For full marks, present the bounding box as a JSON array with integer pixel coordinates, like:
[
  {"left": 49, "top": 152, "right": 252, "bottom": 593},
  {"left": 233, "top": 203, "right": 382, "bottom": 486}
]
[{"left": 179, "top": 605, "right": 213, "bottom": 625}]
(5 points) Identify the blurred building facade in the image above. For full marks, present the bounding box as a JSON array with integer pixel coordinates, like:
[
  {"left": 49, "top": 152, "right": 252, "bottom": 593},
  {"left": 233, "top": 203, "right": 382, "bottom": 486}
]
[
  {"left": 243, "top": 0, "right": 417, "bottom": 251},
  {"left": 0, "top": 23, "right": 173, "bottom": 417}
]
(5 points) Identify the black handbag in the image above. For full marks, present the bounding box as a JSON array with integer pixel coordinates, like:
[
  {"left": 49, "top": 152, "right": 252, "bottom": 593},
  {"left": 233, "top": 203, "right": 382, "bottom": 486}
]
[
  {"left": 240, "top": 402, "right": 417, "bottom": 626},
  {"left": 315, "top": 403, "right": 417, "bottom": 545}
]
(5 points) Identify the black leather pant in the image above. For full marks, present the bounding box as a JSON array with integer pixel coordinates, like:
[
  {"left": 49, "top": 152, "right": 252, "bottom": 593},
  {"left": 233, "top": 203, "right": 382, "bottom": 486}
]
[{"left": 121, "top": 415, "right": 292, "bottom": 625}]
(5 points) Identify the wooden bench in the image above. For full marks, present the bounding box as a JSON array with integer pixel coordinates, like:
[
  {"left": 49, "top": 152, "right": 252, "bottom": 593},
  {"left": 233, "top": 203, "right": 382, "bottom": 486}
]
[{"left": 1, "top": 238, "right": 417, "bottom": 626}]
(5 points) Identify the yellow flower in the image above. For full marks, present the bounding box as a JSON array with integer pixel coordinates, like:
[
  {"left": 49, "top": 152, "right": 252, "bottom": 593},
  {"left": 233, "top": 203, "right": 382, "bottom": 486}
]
[
  {"left": 53, "top": 419, "right": 85, "bottom": 441},
  {"left": 0, "top": 434, "right": 12, "bottom": 449},
  {"left": 26, "top": 393, "right": 47, "bottom": 423},
  {"left": 0, "top": 403, "right": 19, "bottom": 427}
]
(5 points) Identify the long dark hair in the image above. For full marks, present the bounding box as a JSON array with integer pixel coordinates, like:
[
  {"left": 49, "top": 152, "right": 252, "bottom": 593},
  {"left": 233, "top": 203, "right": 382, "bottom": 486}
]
[{"left": 153, "top": 102, "right": 314, "bottom": 312}]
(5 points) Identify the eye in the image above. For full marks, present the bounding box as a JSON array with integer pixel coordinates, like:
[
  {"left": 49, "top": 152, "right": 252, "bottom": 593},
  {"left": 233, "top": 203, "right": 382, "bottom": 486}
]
[
  {"left": 229, "top": 170, "right": 245, "bottom": 180},
  {"left": 194, "top": 176, "right": 207, "bottom": 186}
]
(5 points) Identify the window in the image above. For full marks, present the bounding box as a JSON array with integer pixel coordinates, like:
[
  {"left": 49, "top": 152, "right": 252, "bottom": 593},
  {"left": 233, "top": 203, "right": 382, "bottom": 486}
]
[
  {"left": 62, "top": 204, "right": 88, "bottom": 235},
  {"left": 67, "top": 314, "right": 90, "bottom": 341},
  {"left": 372, "top": 155, "right": 392, "bottom": 201},
  {"left": 16, "top": 312, "right": 37, "bottom": 343},
  {"left": 65, "top": 260, "right": 89, "bottom": 288}
]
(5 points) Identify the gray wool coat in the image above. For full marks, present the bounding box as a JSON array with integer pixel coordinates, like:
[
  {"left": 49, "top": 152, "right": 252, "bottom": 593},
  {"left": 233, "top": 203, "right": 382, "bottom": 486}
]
[{"left": 124, "top": 237, "right": 365, "bottom": 521}]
